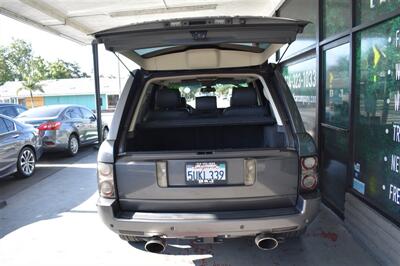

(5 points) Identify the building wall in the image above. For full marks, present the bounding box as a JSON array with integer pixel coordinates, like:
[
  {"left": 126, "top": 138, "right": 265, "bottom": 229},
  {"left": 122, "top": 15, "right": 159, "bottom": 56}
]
[
  {"left": 277, "top": 0, "right": 400, "bottom": 262},
  {"left": 44, "top": 94, "right": 107, "bottom": 111},
  {"left": 19, "top": 96, "right": 44, "bottom": 108}
]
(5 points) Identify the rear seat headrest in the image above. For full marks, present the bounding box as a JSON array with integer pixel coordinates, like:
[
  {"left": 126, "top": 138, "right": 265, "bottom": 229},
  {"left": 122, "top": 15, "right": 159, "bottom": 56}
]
[
  {"left": 196, "top": 96, "right": 217, "bottom": 111},
  {"left": 230, "top": 87, "right": 258, "bottom": 107},
  {"left": 180, "top": 97, "right": 187, "bottom": 107},
  {"left": 155, "top": 89, "right": 181, "bottom": 109}
]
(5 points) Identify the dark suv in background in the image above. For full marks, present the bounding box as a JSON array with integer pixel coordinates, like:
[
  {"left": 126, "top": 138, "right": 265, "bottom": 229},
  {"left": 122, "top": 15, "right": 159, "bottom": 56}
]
[
  {"left": 95, "top": 16, "right": 320, "bottom": 253},
  {"left": 0, "top": 103, "right": 27, "bottom": 118}
]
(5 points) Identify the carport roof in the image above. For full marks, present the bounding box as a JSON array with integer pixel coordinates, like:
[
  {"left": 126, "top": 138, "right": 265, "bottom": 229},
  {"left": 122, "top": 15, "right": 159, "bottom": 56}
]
[{"left": 0, "top": 0, "right": 285, "bottom": 45}]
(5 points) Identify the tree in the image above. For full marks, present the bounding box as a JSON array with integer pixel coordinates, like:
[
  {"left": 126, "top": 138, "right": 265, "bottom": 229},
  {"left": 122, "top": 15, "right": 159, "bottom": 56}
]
[
  {"left": 0, "top": 39, "right": 89, "bottom": 86},
  {"left": 17, "top": 58, "right": 46, "bottom": 108},
  {"left": 0, "top": 46, "right": 13, "bottom": 85},
  {"left": 48, "top": 59, "right": 89, "bottom": 79},
  {"left": 5, "top": 39, "right": 33, "bottom": 81}
]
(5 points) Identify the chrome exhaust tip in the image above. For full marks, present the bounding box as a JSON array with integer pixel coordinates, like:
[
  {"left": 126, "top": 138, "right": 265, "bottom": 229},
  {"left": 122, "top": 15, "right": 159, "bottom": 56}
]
[
  {"left": 144, "top": 237, "right": 166, "bottom": 253},
  {"left": 255, "top": 234, "right": 279, "bottom": 250}
]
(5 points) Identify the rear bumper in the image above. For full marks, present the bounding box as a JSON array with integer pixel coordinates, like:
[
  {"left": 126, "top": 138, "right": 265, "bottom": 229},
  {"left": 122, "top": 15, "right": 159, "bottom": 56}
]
[
  {"left": 42, "top": 131, "right": 68, "bottom": 151},
  {"left": 97, "top": 194, "right": 320, "bottom": 239}
]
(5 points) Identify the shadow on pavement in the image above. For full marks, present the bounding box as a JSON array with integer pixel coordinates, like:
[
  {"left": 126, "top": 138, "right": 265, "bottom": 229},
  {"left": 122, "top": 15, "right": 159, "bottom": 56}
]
[
  {"left": 0, "top": 146, "right": 95, "bottom": 201},
  {"left": 0, "top": 148, "right": 98, "bottom": 239}
]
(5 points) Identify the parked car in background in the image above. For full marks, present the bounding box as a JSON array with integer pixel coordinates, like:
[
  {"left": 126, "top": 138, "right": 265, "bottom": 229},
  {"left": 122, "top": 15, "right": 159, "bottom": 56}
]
[
  {"left": 0, "top": 103, "right": 27, "bottom": 118},
  {"left": 17, "top": 104, "right": 108, "bottom": 156},
  {"left": 0, "top": 114, "right": 42, "bottom": 179},
  {"left": 95, "top": 16, "right": 319, "bottom": 253}
]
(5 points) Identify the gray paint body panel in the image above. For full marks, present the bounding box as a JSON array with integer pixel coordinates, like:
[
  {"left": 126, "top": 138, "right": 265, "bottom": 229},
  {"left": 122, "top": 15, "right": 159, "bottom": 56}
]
[
  {"left": 0, "top": 114, "right": 42, "bottom": 178},
  {"left": 115, "top": 150, "right": 298, "bottom": 211}
]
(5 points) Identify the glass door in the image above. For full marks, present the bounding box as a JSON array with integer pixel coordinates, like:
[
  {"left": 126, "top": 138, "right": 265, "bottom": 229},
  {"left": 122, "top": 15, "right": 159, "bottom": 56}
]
[{"left": 320, "top": 40, "right": 351, "bottom": 215}]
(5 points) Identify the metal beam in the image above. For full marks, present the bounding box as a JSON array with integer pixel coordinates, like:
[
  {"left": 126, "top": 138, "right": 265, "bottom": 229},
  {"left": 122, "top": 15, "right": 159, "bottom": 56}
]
[
  {"left": 20, "top": 0, "right": 93, "bottom": 34},
  {"left": 0, "top": 8, "right": 90, "bottom": 45},
  {"left": 92, "top": 41, "right": 103, "bottom": 144},
  {"left": 109, "top": 4, "right": 217, "bottom": 17}
]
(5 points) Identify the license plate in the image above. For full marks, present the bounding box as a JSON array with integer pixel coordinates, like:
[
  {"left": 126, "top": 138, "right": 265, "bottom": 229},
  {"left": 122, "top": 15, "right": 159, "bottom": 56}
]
[{"left": 185, "top": 162, "right": 227, "bottom": 185}]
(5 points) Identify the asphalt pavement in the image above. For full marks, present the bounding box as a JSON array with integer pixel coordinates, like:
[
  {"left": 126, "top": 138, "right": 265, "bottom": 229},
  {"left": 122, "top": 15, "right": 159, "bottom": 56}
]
[
  {"left": 0, "top": 145, "right": 95, "bottom": 203},
  {"left": 0, "top": 111, "right": 113, "bottom": 205},
  {"left": 0, "top": 150, "right": 379, "bottom": 266}
]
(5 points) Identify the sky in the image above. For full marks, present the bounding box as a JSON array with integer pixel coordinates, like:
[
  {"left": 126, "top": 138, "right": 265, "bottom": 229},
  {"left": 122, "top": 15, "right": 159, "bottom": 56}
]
[{"left": 0, "top": 14, "right": 138, "bottom": 80}]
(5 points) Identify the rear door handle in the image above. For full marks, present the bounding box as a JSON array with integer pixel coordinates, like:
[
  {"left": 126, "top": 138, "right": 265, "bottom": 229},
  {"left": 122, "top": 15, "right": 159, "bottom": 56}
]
[{"left": 12, "top": 134, "right": 20, "bottom": 138}]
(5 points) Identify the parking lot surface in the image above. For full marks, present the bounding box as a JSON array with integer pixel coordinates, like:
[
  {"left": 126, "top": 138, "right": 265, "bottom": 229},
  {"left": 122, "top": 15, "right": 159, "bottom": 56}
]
[{"left": 0, "top": 151, "right": 378, "bottom": 266}]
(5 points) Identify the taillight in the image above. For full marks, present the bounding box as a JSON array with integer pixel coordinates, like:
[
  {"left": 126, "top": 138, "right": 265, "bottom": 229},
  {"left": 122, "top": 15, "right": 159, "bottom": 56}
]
[
  {"left": 300, "top": 156, "right": 318, "bottom": 191},
  {"left": 302, "top": 157, "right": 317, "bottom": 170},
  {"left": 97, "top": 162, "right": 115, "bottom": 198},
  {"left": 38, "top": 121, "right": 61, "bottom": 131}
]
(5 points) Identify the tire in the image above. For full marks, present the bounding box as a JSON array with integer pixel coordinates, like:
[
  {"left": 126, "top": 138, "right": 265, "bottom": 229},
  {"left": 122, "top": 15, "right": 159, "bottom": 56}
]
[
  {"left": 102, "top": 127, "right": 109, "bottom": 142},
  {"left": 15, "top": 146, "right": 36, "bottom": 178},
  {"left": 67, "top": 134, "right": 79, "bottom": 156}
]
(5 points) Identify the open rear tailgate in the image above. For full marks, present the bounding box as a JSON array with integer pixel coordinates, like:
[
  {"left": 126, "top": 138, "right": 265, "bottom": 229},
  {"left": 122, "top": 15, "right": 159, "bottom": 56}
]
[{"left": 94, "top": 16, "right": 308, "bottom": 70}]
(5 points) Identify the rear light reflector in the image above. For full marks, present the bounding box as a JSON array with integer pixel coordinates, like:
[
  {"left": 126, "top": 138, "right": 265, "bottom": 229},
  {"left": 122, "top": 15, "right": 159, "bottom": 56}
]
[
  {"left": 156, "top": 161, "right": 168, "bottom": 188},
  {"left": 38, "top": 121, "right": 61, "bottom": 131},
  {"left": 97, "top": 163, "right": 115, "bottom": 198},
  {"left": 301, "top": 175, "right": 318, "bottom": 190},
  {"left": 244, "top": 159, "right": 256, "bottom": 186},
  {"left": 302, "top": 157, "right": 317, "bottom": 170},
  {"left": 300, "top": 156, "right": 318, "bottom": 191}
]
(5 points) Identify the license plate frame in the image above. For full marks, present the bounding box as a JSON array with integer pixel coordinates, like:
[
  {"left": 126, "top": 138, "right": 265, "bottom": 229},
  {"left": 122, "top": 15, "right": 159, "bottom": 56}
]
[{"left": 185, "top": 161, "right": 227, "bottom": 185}]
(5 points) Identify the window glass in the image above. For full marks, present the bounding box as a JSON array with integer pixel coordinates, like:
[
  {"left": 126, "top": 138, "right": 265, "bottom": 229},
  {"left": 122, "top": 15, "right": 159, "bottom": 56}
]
[
  {"left": 279, "top": 0, "right": 317, "bottom": 59},
  {"left": 0, "top": 118, "right": 7, "bottom": 134},
  {"left": 80, "top": 108, "right": 95, "bottom": 119},
  {"left": 16, "top": 107, "right": 27, "bottom": 115},
  {"left": 66, "top": 108, "right": 82, "bottom": 119},
  {"left": 282, "top": 57, "right": 317, "bottom": 138},
  {"left": 353, "top": 16, "right": 400, "bottom": 225},
  {"left": 323, "top": 43, "right": 351, "bottom": 128},
  {"left": 323, "top": 0, "right": 351, "bottom": 38},
  {"left": 355, "top": 0, "right": 400, "bottom": 25},
  {"left": 0, "top": 106, "right": 17, "bottom": 117},
  {"left": 18, "top": 106, "right": 63, "bottom": 118},
  {"left": 107, "top": 95, "right": 119, "bottom": 109},
  {"left": 173, "top": 82, "right": 249, "bottom": 109},
  {"left": 3, "top": 118, "right": 14, "bottom": 131}
]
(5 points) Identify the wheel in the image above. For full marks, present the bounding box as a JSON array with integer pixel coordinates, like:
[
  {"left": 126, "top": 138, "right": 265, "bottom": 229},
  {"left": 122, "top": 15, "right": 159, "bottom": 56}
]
[
  {"left": 102, "top": 127, "right": 109, "bottom": 142},
  {"left": 16, "top": 147, "right": 36, "bottom": 178},
  {"left": 67, "top": 134, "right": 79, "bottom": 156}
]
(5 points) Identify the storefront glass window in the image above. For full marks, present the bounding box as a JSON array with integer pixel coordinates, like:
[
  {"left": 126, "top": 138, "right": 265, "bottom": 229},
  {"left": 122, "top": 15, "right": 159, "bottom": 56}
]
[
  {"left": 356, "top": 0, "right": 400, "bottom": 25},
  {"left": 323, "top": 0, "right": 351, "bottom": 38},
  {"left": 354, "top": 16, "right": 400, "bottom": 225},
  {"left": 323, "top": 43, "right": 351, "bottom": 129},
  {"left": 282, "top": 57, "right": 317, "bottom": 138},
  {"left": 279, "top": 0, "right": 317, "bottom": 60}
]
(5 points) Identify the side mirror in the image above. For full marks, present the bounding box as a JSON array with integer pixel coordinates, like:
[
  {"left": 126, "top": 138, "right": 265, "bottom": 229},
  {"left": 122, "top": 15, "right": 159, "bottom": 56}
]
[{"left": 90, "top": 116, "right": 96, "bottom": 122}]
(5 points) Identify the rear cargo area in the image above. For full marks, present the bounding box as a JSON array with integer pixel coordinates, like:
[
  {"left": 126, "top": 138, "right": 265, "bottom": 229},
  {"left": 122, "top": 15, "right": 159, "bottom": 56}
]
[
  {"left": 116, "top": 74, "right": 299, "bottom": 212},
  {"left": 126, "top": 75, "right": 288, "bottom": 152}
]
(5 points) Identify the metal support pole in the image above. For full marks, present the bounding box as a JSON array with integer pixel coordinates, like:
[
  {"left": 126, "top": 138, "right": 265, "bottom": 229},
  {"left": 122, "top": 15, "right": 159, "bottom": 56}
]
[{"left": 92, "top": 40, "right": 103, "bottom": 143}]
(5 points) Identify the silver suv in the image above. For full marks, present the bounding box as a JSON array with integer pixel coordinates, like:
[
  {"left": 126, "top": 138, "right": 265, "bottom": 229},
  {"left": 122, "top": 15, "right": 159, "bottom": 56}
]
[{"left": 95, "top": 16, "right": 320, "bottom": 253}]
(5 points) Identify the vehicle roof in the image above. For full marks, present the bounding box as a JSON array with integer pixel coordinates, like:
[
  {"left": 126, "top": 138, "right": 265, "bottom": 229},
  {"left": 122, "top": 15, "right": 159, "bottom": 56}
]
[
  {"left": 0, "top": 103, "right": 26, "bottom": 107},
  {"left": 30, "top": 104, "right": 90, "bottom": 109}
]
